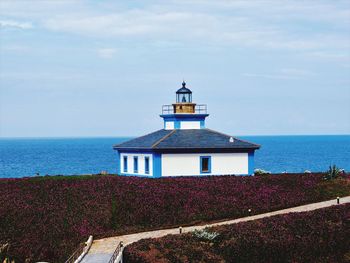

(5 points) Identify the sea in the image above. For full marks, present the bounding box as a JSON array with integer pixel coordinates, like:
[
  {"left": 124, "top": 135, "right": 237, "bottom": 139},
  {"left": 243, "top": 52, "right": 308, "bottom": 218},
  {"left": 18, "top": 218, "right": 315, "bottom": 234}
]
[{"left": 0, "top": 135, "right": 349, "bottom": 178}]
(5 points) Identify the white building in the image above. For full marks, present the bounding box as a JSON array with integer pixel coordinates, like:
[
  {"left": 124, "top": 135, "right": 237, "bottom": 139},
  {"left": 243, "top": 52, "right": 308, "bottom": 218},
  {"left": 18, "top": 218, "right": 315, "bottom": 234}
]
[{"left": 113, "top": 82, "right": 260, "bottom": 177}]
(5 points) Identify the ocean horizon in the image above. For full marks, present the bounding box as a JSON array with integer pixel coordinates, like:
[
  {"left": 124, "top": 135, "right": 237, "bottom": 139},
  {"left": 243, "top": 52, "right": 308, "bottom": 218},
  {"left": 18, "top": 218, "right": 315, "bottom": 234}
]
[{"left": 1, "top": 134, "right": 349, "bottom": 178}]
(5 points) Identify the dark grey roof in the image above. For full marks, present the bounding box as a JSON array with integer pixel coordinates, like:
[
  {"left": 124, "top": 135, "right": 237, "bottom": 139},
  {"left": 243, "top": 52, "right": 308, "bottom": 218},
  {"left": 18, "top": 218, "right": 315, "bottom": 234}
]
[
  {"left": 114, "top": 129, "right": 173, "bottom": 149},
  {"left": 113, "top": 129, "right": 260, "bottom": 151}
]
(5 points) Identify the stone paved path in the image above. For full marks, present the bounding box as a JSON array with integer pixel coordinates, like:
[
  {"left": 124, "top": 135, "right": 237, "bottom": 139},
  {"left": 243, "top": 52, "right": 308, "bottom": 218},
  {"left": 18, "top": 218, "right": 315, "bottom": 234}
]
[{"left": 81, "top": 196, "right": 350, "bottom": 263}]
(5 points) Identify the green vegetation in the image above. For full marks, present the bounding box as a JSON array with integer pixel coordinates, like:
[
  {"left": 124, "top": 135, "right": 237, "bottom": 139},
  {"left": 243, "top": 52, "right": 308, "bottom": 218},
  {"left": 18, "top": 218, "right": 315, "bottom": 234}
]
[
  {"left": 254, "top": 168, "right": 271, "bottom": 175},
  {"left": 324, "top": 164, "right": 344, "bottom": 180}
]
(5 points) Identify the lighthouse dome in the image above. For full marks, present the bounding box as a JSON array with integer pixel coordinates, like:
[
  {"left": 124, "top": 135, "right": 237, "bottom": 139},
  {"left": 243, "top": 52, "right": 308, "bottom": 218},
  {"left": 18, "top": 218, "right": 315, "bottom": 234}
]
[{"left": 176, "top": 81, "right": 192, "bottom": 94}]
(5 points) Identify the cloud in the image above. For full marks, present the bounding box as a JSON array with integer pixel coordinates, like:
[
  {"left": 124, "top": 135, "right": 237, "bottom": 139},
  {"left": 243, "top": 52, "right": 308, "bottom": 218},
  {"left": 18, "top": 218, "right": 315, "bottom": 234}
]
[
  {"left": 243, "top": 68, "right": 316, "bottom": 80},
  {"left": 0, "top": 0, "right": 86, "bottom": 19},
  {"left": 1, "top": 0, "right": 349, "bottom": 58},
  {"left": 40, "top": 11, "right": 289, "bottom": 51},
  {"left": 170, "top": 0, "right": 350, "bottom": 27},
  {"left": 279, "top": 68, "right": 316, "bottom": 77},
  {"left": 37, "top": 1, "right": 349, "bottom": 54},
  {"left": 2, "top": 45, "right": 31, "bottom": 52},
  {"left": 0, "top": 19, "right": 33, "bottom": 29},
  {"left": 43, "top": 11, "right": 218, "bottom": 38},
  {"left": 307, "top": 51, "right": 350, "bottom": 62},
  {"left": 243, "top": 73, "right": 293, "bottom": 80},
  {"left": 0, "top": 71, "right": 82, "bottom": 80},
  {"left": 97, "top": 48, "right": 117, "bottom": 59}
]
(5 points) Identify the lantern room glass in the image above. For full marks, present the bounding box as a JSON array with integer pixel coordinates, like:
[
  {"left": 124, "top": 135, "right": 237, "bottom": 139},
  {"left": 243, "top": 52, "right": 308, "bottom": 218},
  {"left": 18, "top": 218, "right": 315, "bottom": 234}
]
[{"left": 176, "top": 92, "right": 192, "bottom": 103}]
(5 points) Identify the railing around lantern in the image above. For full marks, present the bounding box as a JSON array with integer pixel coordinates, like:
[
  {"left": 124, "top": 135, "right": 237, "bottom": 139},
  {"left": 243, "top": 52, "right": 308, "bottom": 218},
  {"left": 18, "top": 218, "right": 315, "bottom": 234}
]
[
  {"left": 195, "top": 104, "right": 207, "bottom": 114},
  {"left": 161, "top": 104, "right": 207, "bottom": 114},
  {"left": 162, "top": 105, "right": 173, "bottom": 114}
]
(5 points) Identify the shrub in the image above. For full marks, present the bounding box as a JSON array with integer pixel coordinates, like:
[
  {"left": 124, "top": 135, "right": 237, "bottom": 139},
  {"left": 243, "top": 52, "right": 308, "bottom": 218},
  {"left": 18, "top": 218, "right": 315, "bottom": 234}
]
[
  {"left": 192, "top": 229, "right": 219, "bottom": 241},
  {"left": 254, "top": 168, "right": 271, "bottom": 175},
  {"left": 324, "top": 165, "right": 342, "bottom": 180}
]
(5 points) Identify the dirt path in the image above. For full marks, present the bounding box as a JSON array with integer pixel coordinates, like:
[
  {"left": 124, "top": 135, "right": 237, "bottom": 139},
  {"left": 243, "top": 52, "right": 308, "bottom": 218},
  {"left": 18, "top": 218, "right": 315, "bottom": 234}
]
[{"left": 81, "top": 196, "right": 350, "bottom": 263}]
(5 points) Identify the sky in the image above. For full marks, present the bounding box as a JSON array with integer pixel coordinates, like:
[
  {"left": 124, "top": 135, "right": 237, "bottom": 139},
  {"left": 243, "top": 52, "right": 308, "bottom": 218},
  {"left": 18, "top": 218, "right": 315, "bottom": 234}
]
[{"left": 0, "top": 0, "right": 349, "bottom": 137}]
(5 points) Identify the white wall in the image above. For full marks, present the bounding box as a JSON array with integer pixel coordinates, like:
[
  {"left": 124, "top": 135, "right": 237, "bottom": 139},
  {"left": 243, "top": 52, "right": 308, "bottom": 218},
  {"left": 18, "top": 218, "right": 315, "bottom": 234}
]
[
  {"left": 162, "top": 153, "right": 248, "bottom": 176},
  {"left": 120, "top": 153, "right": 153, "bottom": 176},
  {"left": 180, "top": 121, "right": 200, "bottom": 129},
  {"left": 165, "top": 121, "right": 174, "bottom": 130},
  {"left": 165, "top": 121, "right": 201, "bottom": 129}
]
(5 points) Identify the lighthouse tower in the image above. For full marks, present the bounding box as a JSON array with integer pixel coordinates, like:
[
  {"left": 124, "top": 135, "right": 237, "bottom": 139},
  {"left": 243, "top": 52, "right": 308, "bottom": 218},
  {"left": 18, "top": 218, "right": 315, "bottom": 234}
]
[{"left": 160, "top": 81, "right": 209, "bottom": 130}]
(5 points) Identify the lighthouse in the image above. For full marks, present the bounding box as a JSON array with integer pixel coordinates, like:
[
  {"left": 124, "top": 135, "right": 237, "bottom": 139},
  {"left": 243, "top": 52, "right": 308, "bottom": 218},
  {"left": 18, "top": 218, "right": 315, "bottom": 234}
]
[
  {"left": 161, "top": 81, "right": 208, "bottom": 130},
  {"left": 113, "top": 82, "right": 260, "bottom": 177}
]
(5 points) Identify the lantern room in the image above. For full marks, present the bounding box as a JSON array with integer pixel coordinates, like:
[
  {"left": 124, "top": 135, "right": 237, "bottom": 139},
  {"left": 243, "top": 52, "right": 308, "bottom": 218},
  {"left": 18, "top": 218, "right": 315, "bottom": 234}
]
[
  {"left": 173, "top": 81, "right": 196, "bottom": 114},
  {"left": 176, "top": 81, "right": 192, "bottom": 103},
  {"left": 160, "top": 81, "right": 208, "bottom": 130}
]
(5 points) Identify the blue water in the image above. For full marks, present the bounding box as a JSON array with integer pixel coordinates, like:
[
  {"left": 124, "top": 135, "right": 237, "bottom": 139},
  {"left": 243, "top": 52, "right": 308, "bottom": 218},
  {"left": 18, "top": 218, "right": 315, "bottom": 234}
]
[{"left": 0, "top": 135, "right": 349, "bottom": 178}]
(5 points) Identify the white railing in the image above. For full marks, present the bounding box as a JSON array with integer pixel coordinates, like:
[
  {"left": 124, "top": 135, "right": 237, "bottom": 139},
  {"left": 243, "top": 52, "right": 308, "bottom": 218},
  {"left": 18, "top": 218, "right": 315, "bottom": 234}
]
[
  {"left": 65, "top": 235, "right": 93, "bottom": 263},
  {"left": 108, "top": 241, "right": 124, "bottom": 263},
  {"left": 161, "top": 104, "right": 207, "bottom": 114}
]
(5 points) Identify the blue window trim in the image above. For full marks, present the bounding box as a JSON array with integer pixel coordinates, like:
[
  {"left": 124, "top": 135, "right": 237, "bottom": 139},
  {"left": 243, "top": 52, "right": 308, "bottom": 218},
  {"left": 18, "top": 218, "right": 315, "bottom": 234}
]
[
  {"left": 133, "top": 156, "right": 138, "bottom": 173},
  {"left": 123, "top": 156, "right": 128, "bottom": 173},
  {"left": 153, "top": 153, "right": 162, "bottom": 178},
  {"left": 115, "top": 150, "right": 120, "bottom": 175},
  {"left": 145, "top": 156, "right": 150, "bottom": 174},
  {"left": 200, "top": 156, "right": 211, "bottom": 174},
  {"left": 248, "top": 151, "right": 254, "bottom": 175}
]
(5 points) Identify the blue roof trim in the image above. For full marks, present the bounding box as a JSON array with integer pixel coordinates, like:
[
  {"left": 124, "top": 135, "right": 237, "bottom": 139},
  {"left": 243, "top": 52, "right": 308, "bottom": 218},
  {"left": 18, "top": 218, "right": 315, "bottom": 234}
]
[{"left": 160, "top": 114, "right": 209, "bottom": 120}]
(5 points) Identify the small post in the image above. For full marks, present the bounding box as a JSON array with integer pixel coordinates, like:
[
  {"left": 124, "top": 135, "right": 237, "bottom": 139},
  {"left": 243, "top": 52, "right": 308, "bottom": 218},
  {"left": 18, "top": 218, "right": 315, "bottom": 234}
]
[
  {"left": 120, "top": 241, "right": 123, "bottom": 247},
  {"left": 337, "top": 197, "right": 340, "bottom": 204},
  {"left": 248, "top": 209, "right": 252, "bottom": 215},
  {"left": 179, "top": 226, "right": 182, "bottom": 234}
]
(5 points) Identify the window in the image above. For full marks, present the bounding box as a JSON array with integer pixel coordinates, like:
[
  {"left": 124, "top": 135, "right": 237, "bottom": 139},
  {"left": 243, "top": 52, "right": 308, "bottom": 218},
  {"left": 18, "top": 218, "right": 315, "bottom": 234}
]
[
  {"left": 123, "top": 156, "right": 128, "bottom": 173},
  {"left": 145, "top": 157, "right": 150, "bottom": 174},
  {"left": 133, "top": 156, "right": 138, "bottom": 173},
  {"left": 200, "top": 156, "right": 211, "bottom": 173}
]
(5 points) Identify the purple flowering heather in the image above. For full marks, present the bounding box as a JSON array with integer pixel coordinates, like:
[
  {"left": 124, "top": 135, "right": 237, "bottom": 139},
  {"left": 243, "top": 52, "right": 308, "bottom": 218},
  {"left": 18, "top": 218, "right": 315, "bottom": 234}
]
[
  {"left": 124, "top": 204, "right": 350, "bottom": 263},
  {"left": 0, "top": 173, "right": 349, "bottom": 262}
]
